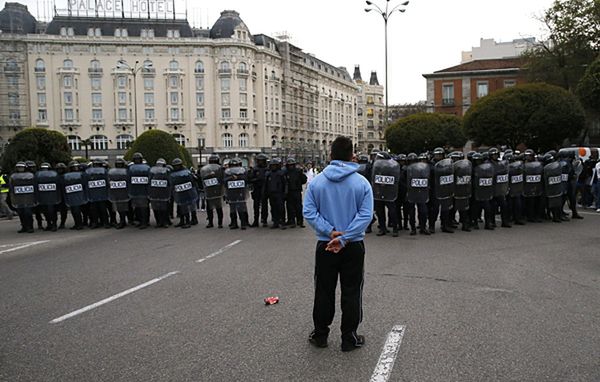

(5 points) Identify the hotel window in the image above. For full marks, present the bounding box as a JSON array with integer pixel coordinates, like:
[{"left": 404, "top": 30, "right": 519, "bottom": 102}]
[
  {"left": 220, "top": 61, "right": 231, "bottom": 72},
  {"left": 239, "top": 109, "right": 248, "bottom": 119},
  {"left": 144, "top": 109, "right": 155, "bottom": 120},
  {"left": 68, "top": 135, "right": 81, "bottom": 150},
  {"left": 239, "top": 93, "right": 247, "bottom": 106},
  {"left": 169, "top": 60, "right": 179, "bottom": 71},
  {"left": 87, "top": 28, "right": 94, "bottom": 37},
  {"left": 144, "top": 78, "right": 154, "bottom": 90},
  {"left": 220, "top": 78, "right": 230, "bottom": 91},
  {"left": 63, "top": 75, "right": 73, "bottom": 88},
  {"left": 92, "top": 93, "right": 101, "bottom": 106},
  {"left": 196, "top": 108, "right": 205, "bottom": 120},
  {"left": 239, "top": 78, "right": 247, "bottom": 91},
  {"left": 239, "top": 133, "right": 249, "bottom": 148},
  {"left": 477, "top": 81, "right": 489, "bottom": 98},
  {"left": 169, "top": 75, "right": 178, "bottom": 88},
  {"left": 196, "top": 93, "right": 204, "bottom": 106},
  {"left": 117, "top": 76, "right": 126, "bottom": 88},
  {"left": 144, "top": 93, "right": 154, "bottom": 105},
  {"left": 116, "top": 134, "right": 133, "bottom": 150},
  {"left": 167, "top": 29, "right": 180, "bottom": 38},
  {"left": 195, "top": 77, "right": 204, "bottom": 90},
  {"left": 37, "top": 93, "right": 46, "bottom": 107},
  {"left": 63, "top": 59, "right": 73, "bottom": 69},
  {"left": 173, "top": 133, "right": 185, "bottom": 146},
  {"left": 170, "top": 108, "right": 179, "bottom": 121},
  {"left": 170, "top": 92, "right": 179, "bottom": 105},
  {"left": 64, "top": 108, "right": 74, "bottom": 121},
  {"left": 67, "top": 27, "right": 74, "bottom": 36},
  {"left": 35, "top": 59, "right": 45, "bottom": 72},
  {"left": 442, "top": 84, "right": 454, "bottom": 105},
  {"left": 118, "top": 108, "right": 127, "bottom": 121},
  {"left": 504, "top": 79, "right": 516, "bottom": 88},
  {"left": 38, "top": 109, "right": 47, "bottom": 122},
  {"left": 95, "top": 28, "right": 101, "bottom": 36},
  {"left": 91, "top": 77, "right": 101, "bottom": 90},
  {"left": 64, "top": 92, "right": 73, "bottom": 105},
  {"left": 7, "top": 77, "right": 18, "bottom": 87},
  {"left": 195, "top": 61, "right": 204, "bottom": 74},
  {"left": 90, "top": 135, "right": 108, "bottom": 150},
  {"left": 222, "top": 133, "right": 233, "bottom": 148},
  {"left": 221, "top": 93, "right": 230, "bottom": 106},
  {"left": 92, "top": 109, "right": 102, "bottom": 121},
  {"left": 118, "top": 92, "right": 127, "bottom": 105},
  {"left": 35, "top": 77, "right": 46, "bottom": 90},
  {"left": 142, "top": 59, "right": 154, "bottom": 73},
  {"left": 221, "top": 109, "right": 231, "bottom": 119}
]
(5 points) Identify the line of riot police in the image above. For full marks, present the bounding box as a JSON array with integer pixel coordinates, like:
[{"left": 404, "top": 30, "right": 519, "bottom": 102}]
[
  {"left": 357, "top": 147, "right": 583, "bottom": 237},
  {"left": 8, "top": 152, "right": 308, "bottom": 233}
]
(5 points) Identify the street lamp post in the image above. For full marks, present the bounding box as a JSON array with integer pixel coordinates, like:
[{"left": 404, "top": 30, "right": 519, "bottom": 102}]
[
  {"left": 365, "top": 0, "right": 409, "bottom": 131},
  {"left": 116, "top": 59, "right": 153, "bottom": 139}
]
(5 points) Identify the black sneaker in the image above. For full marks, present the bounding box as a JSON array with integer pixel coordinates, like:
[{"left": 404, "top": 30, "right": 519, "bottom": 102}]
[
  {"left": 341, "top": 334, "right": 365, "bottom": 352},
  {"left": 308, "top": 331, "right": 328, "bottom": 348}
]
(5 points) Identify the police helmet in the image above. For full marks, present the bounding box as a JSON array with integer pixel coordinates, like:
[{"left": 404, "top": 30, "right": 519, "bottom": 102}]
[
  {"left": 358, "top": 154, "right": 369, "bottom": 164},
  {"left": 132, "top": 152, "right": 144, "bottom": 161},
  {"left": 376, "top": 152, "right": 391, "bottom": 160},
  {"left": 524, "top": 149, "right": 535, "bottom": 157},
  {"left": 230, "top": 157, "right": 243, "bottom": 167},
  {"left": 370, "top": 148, "right": 380, "bottom": 156},
  {"left": 55, "top": 162, "right": 67, "bottom": 170},
  {"left": 156, "top": 158, "right": 167, "bottom": 166},
  {"left": 397, "top": 153, "right": 407, "bottom": 162},
  {"left": 15, "top": 161, "right": 26, "bottom": 168},
  {"left": 433, "top": 147, "right": 444, "bottom": 156},
  {"left": 542, "top": 153, "right": 554, "bottom": 164},
  {"left": 40, "top": 162, "right": 51, "bottom": 170},
  {"left": 407, "top": 153, "right": 418, "bottom": 163},
  {"left": 270, "top": 157, "right": 282, "bottom": 166},
  {"left": 472, "top": 152, "right": 483, "bottom": 161},
  {"left": 256, "top": 153, "right": 268, "bottom": 161},
  {"left": 286, "top": 157, "right": 297, "bottom": 165},
  {"left": 171, "top": 158, "right": 183, "bottom": 166},
  {"left": 504, "top": 153, "right": 514, "bottom": 162},
  {"left": 418, "top": 153, "right": 428, "bottom": 161},
  {"left": 25, "top": 160, "right": 36, "bottom": 169},
  {"left": 208, "top": 154, "right": 220, "bottom": 164},
  {"left": 450, "top": 151, "right": 463, "bottom": 161},
  {"left": 466, "top": 151, "right": 476, "bottom": 161}
]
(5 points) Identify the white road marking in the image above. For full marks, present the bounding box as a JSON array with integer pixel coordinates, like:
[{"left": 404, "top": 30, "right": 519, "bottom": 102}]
[
  {"left": 576, "top": 210, "right": 600, "bottom": 216},
  {"left": 0, "top": 240, "right": 49, "bottom": 255},
  {"left": 370, "top": 325, "right": 406, "bottom": 382},
  {"left": 49, "top": 271, "right": 180, "bottom": 324},
  {"left": 196, "top": 240, "right": 242, "bottom": 263}
]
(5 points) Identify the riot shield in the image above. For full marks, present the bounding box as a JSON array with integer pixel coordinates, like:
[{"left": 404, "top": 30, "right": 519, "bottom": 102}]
[
  {"left": 128, "top": 163, "right": 151, "bottom": 199},
  {"left": 108, "top": 168, "right": 130, "bottom": 203},
  {"left": 36, "top": 170, "right": 61, "bottom": 206},
  {"left": 559, "top": 159, "right": 570, "bottom": 194},
  {"left": 224, "top": 167, "right": 248, "bottom": 203},
  {"left": 357, "top": 163, "right": 369, "bottom": 180},
  {"left": 200, "top": 163, "right": 224, "bottom": 200},
  {"left": 523, "top": 161, "right": 543, "bottom": 197},
  {"left": 398, "top": 166, "right": 407, "bottom": 201},
  {"left": 10, "top": 172, "right": 37, "bottom": 208},
  {"left": 474, "top": 162, "right": 494, "bottom": 201},
  {"left": 86, "top": 167, "right": 109, "bottom": 202},
  {"left": 493, "top": 160, "right": 509, "bottom": 197},
  {"left": 544, "top": 161, "right": 563, "bottom": 208},
  {"left": 63, "top": 171, "right": 88, "bottom": 207},
  {"left": 148, "top": 166, "right": 171, "bottom": 202},
  {"left": 435, "top": 158, "right": 455, "bottom": 202},
  {"left": 453, "top": 159, "right": 472, "bottom": 211},
  {"left": 406, "top": 162, "right": 430, "bottom": 204},
  {"left": 508, "top": 161, "right": 524, "bottom": 197},
  {"left": 171, "top": 169, "right": 198, "bottom": 206},
  {"left": 371, "top": 159, "right": 400, "bottom": 202}
]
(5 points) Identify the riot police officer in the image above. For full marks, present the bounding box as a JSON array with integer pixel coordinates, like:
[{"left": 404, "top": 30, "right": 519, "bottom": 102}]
[
  {"left": 562, "top": 151, "right": 584, "bottom": 219},
  {"left": 395, "top": 154, "right": 409, "bottom": 231},
  {"left": 55, "top": 162, "right": 69, "bottom": 229},
  {"left": 25, "top": 160, "right": 44, "bottom": 230},
  {"left": 543, "top": 153, "right": 564, "bottom": 222},
  {"left": 453, "top": 153, "right": 473, "bottom": 231},
  {"left": 9, "top": 162, "right": 36, "bottom": 233},
  {"left": 523, "top": 149, "right": 544, "bottom": 222},
  {"left": 108, "top": 158, "right": 130, "bottom": 229},
  {"left": 265, "top": 157, "right": 287, "bottom": 229},
  {"left": 224, "top": 157, "right": 250, "bottom": 229},
  {"left": 248, "top": 153, "right": 270, "bottom": 227},
  {"left": 36, "top": 162, "right": 61, "bottom": 231},
  {"left": 489, "top": 148, "right": 511, "bottom": 228},
  {"left": 406, "top": 153, "right": 430, "bottom": 235},
  {"left": 86, "top": 158, "right": 110, "bottom": 229},
  {"left": 149, "top": 158, "right": 171, "bottom": 228},
  {"left": 200, "top": 154, "right": 225, "bottom": 228},
  {"left": 170, "top": 158, "right": 198, "bottom": 229},
  {"left": 371, "top": 152, "right": 400, "bottom": 236},
  {"left": 284, "top": 157, "right": 307, "bottom": 228},
  {"left": 64, "top": 161, "right": 88, "bottom": 230},
  {"left": 433, "top": 151, "right": 455, "bottom": 233},
  {"left": 506, "top": 153, "right": 525, "bottom": 225},
  {"left": 128, "top": 152, "right": 151, "bottom": 229},
  {"left": 472, "top": 153, "right": 495, "bottom": 230}
]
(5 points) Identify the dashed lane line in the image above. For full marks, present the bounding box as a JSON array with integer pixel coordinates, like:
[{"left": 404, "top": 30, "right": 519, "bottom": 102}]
[
  {"left": 0, "top": 240, "right": 50, "bottom": 255},
  {"left": 196, "top": 240, "right": 242, "bottom": 263},
  {"left": 49, "top": 271, "right": 180, "bottom": 324},
  {"left": 370, "top": 325, "right": 406, "bottom": 382}
]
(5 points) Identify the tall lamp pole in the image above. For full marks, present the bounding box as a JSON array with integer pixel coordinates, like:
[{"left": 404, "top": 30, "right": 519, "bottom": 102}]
[
  {"left": 117, "top": 59, "right": 153, "bottom": 139},
  {"left": 365, "top": 0, "right": 409, "bottom": 131}
]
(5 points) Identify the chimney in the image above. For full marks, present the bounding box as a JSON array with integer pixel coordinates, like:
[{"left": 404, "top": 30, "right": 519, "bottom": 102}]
[
  {"left": 369, "top": 71, "right": 379, "bottom": 86},
  {"left": 353, "top": 65, "right": 362, "bottom": 81}
]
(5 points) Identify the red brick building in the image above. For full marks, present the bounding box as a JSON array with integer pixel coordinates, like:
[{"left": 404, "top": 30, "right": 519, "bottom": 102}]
[{"left": 422, "top": 58, "right": 526, "bottom": 116}]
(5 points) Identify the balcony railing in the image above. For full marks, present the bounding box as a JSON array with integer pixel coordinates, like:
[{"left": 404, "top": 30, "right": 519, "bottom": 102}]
[
  {"left": 88, "top": 68, "right": 103, "bottom": 74},
  {"left": 218, "top": 68, "right": 232, "bottom": 75},
  {"left": 194, "top": 68, "right": 205, "bottom": 74},
  {"left": 442, "top": 98, "right": 455, "bottom": 106},
  {"left": 34, "top": 67, "right": 46, "bottom": 72},
  {"left": 237, "top": 69, "right": 249, "bottom": 76}
]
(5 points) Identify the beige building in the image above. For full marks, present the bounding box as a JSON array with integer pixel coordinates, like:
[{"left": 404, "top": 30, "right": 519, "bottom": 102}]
[
  {"left": 0, "top": 4, "right": 360, "bottom": 165},
  {"left": 353, "top": 65, "right": 385, "bottom": 154}
]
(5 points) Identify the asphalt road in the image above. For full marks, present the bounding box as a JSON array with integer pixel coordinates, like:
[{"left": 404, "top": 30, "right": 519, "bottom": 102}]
[{"left": 0, "top": 209, "right": 599, "bottom": 382}]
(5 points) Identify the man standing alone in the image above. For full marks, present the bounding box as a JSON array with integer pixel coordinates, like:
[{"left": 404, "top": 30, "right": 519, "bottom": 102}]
[{"left": 303, "top": 136, "right": 373, "bottom": 352}]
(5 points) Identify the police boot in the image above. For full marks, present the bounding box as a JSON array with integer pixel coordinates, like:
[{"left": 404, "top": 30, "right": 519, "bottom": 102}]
[
  {"left": 217, "top": 209, "right": 224, "bottom": 228},
  {"left": 175, "top": 217, "right": 184, "bottom": 227},
  {"left": 191, "top": 211, "right": 198, "bottom": 226},
  {"left": 419, "top": 226, "right": 430, "bottom": 235},
  {"left": 241, "top": 212, "right": 249, "bottom": 230},
  {"left": 182, "top": 214, "right": 191, "bottom": 229},
  {"left": 461, "top": 221, "right": 471, "bottom": 232},
  {"left": 229, "top": 213, "right": 239, "bottom": 229},
  {"left": 392, "top": 226, "right": 399, "bottom": 237},
  {"left": 250, "top": 220, "right": 259, "bottom": 228}
]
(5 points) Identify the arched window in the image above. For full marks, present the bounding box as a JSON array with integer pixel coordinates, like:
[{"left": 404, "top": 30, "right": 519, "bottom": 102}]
[
  {"left": 116, "top": 134, "right": 133, "bottom": 150},
  {"left": 239, "top": 133, "right": 249, "bottom": 148},
  {"left": 238, "top": 62, "right": 247, "bottom": 71},
  {"left": 220, "top": 61, "right": 230, "bottom": 71},
  {"left": 90, "top": 135, "right": 108, "bottom": 150},
  {"left": 67, "top": 135, "right": 81, "bottom": 151},
  {"left": 271, "top": 135, "right": 278, "bottom": 147},
  {"left": 169, "top": 60, "right": 179, "bottom": 70},
  {"left": 142, "top": 59, "right": 153, "bottom": 73},
  {"left": 195, "top": 60, "right": 204, "bottom": 73},
  {"left": 63, "top": 59, "right": 73, "bottom": 69},
  {"left": 6, "top": 58, "right": 18, "bottom": 71},
  {"left": 172, "top": 133, "right": 185, "bottom": 146},
  {"left": 222, "top": 133, "right": 233, "bottom": 148},
  {"left": 35, "top": 59, "right": 45, "bottom": 72},
  {"left": 90, "top": 59, "right": 100, "bottom": 69}
]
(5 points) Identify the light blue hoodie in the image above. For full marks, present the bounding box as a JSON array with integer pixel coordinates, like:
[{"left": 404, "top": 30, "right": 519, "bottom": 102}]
[{"left": 303, "top": 160, "right": 373, "bottom": 247}]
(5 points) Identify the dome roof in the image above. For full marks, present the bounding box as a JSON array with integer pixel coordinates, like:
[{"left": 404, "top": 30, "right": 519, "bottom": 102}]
[
  {"left": 209, "top": 10, "right": 250, "bottom": 39},
  {"left": 0, "top": 2, "right": 37, "bottom": 34}
]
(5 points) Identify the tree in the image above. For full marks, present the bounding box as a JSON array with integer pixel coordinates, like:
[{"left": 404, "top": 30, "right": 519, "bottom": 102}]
[
  {"left": 385, "top": 113, "right": 466, "bottom": 154},
  {"left": 0, "top": 128, "right": 71, "bottom": 172},
  {"left": 124, "top": 130, "right": 193, "bottom": 168},
  {"left": 523, "top": 0, "right": 600, "bottom": 92},
  {"left": 576, "top": 55, "right": 600, "bottom": 113},
  {"left": 463, "top": 83, "right": 585, "bottom": 151}
]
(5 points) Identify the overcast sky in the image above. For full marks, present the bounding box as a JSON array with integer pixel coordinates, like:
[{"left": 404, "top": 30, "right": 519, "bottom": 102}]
[{"left": 9, "top": 0, "right": 555, "bottom": 104}]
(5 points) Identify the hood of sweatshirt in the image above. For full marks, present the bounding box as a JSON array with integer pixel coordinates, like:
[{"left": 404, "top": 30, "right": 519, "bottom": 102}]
[{"left": 322, "top": 160, "right": 359, "bottom": 183}]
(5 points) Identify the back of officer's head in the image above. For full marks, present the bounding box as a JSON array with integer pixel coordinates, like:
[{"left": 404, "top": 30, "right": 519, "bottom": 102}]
[{"left": 330, "top": 137, "right": 353, "bottom": 162}]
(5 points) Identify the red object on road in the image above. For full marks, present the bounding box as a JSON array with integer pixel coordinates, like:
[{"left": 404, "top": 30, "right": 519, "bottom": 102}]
[{"left": 264, "top": 296, "right": 279, "bottom": 305}]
